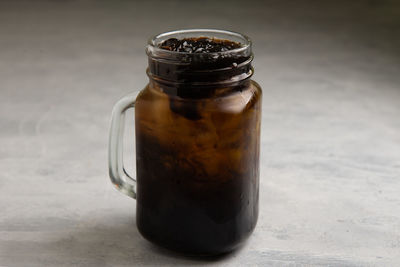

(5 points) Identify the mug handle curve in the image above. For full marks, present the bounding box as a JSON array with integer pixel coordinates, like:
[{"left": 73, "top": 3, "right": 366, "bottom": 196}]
[{"left": 108, "top": 91, "right": 140, "bottom": 199}]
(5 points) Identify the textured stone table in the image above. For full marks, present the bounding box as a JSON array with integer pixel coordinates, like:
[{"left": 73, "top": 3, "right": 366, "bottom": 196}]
[{"left": 1, "top": 1, "right": 399, "bottom": 266}]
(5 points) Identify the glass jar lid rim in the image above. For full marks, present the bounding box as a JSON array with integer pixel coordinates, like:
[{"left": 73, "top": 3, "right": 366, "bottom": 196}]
[{"left": 147, "top": 29, "right": 252, "bottom": 57}]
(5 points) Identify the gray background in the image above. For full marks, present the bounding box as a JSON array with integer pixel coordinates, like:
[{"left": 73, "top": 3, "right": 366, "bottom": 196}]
[{"left": 1, "top": 0, "right": 400, "bottom": 266}]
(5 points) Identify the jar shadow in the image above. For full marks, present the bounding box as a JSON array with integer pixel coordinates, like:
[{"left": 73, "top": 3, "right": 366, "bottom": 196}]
[
  {"left": 3, "top": 214, "right": 242, "bottom": 266},
  {"left": 67, "top": 215, "right": 242, "bottom": 265}
]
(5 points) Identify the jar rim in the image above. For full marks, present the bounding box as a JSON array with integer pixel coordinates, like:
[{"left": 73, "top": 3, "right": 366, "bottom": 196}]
[
  {"left": 146, "top": 29, "right": 254, "bottom": 86},
  {"left": 146, "top": 29, "right": 252, "bottom": 58}
]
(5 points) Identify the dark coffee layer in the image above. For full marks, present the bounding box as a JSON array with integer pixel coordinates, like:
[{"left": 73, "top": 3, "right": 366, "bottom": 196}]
[{"left": 158, "top": 37, "right": 242, "bottom": 53}]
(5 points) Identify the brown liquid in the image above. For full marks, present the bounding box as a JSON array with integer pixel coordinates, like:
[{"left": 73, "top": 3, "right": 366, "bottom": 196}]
[{"left": 135, "top": 37, "right": 261, "bottom": 254}]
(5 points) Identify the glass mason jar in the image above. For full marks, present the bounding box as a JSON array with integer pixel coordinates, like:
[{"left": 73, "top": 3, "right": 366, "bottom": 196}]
[{"left": 109, "top": 29, "right": 262, "bottom": 255}]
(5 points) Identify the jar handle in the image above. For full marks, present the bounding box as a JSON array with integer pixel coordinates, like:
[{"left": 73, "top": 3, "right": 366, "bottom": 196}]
[{"left": 108, "top": 91, "right": 139, "bottom": 199}]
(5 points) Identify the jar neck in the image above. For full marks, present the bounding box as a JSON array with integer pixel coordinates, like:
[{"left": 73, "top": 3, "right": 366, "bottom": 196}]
[{"left": 146, "top": 54, "right": 253, "bottom": 86}]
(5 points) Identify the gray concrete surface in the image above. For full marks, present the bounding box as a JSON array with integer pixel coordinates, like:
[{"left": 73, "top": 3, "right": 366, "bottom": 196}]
[{"left": 1, "top": 0, "right": 400, "bottom": 266}]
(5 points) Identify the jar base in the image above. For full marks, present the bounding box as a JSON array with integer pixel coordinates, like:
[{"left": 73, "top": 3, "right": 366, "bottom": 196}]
[
  {"left": 138, "top": 226, "right": 248, "bottom": 257},
  {"left": 136, "top": 205, "right": 256, "bottom": 256}
]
